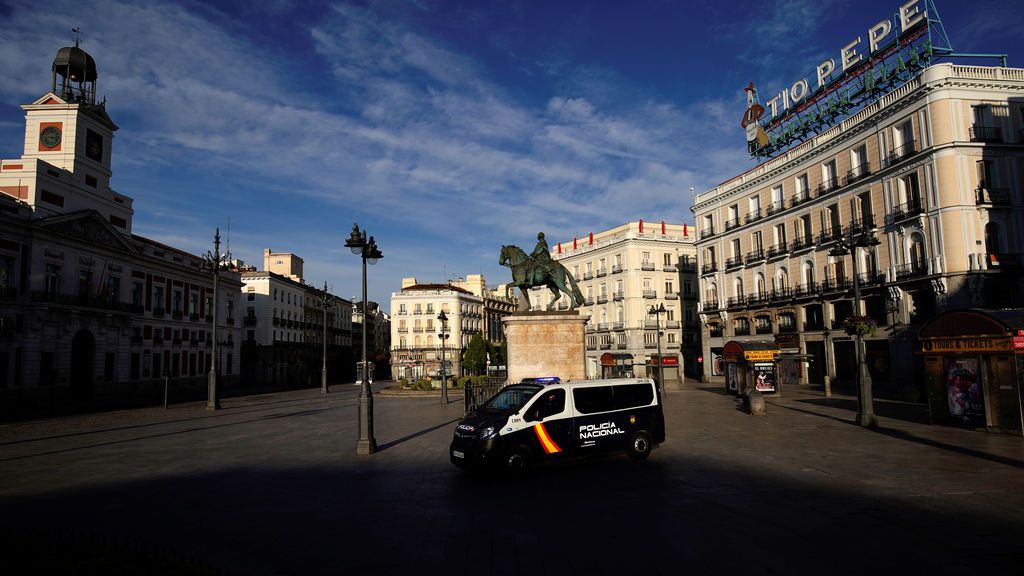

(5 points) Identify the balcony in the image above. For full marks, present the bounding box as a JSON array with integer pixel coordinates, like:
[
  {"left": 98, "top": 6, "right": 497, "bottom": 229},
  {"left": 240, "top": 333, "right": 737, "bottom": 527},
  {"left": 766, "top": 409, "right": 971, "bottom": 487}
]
[
  {"left": 726, "top": 296, "right": 745, "bottom": 309},
  {"left": 755, "top": 323, "right": 773, "bottom": 335},
  {"left": 596, "top": 268, "right": 607, "bottom": 277},
  {"left": 243, "top": 316, "right": 258, "bottom": 326},
  {"left": 412, "top": 327, "right": 424, "bottom": 332},
  {"left": 778, "top": 323, "right": 798, "bottom": 333},
  {"left": 665, "top": 292, "right": 678, "bottom": 300},
  {"left": 745, "top": 292, "right": 768, "bottom": 307},
  {"left": 395, "top": 310, "right": 407, "bottom": 315},
  {"left": 643, "top": 320, "right": 660, "bottom": 329},
  {"left": 816, "top": 228, "right": 842, "bottom": 245},
  {"left": 744, "top": 249, "right": 765, "bottom": 264},
  {"left": 709, "top": 326, "right": 724, "bottom": 338},
  {"left": 888, "top": 140, "right": 917, "bottom": 164},
  {"left": 890, "top": 200, "right": 923, "bottom": 223},
  {"left": 597, "top": 323, "right": 609, "bottom": 332},
  {"left": 397, "top": 327, "right": 408, "bottom": 333},
  {"left": 857, "top": 272, "right": 886, "bottom": 287},
  {"left": 703, "top": 300, "right": 720, "bottom": 312},
  {"left": 725, "top": 256, "right": 743, "bottom": 270},
  {"left": 585, "top": 297, "right": 595, "bottom": 306},
  {"left": 820, "top": 277, "right": 852, "bottom": 293},
  {"left": 844, "top": 165, "right": 871, "bottom": 186},
  {"left": 663, "top": 265, "right": 677, "bottom": 272},
  {"left": 153, "top": 308, "right": 165, "bottom": 318},
  {"left": 701, "top": 262, "right": 718, "bottom": 275},
  {"left": 791, "top": 235, "right": 814, "bottom": 252},
  {"left": 584, "top": 271, "right": 594, "bottom": 280},
  {"left": 612, "top": 321, "right": 625, "bottom": 331},
  {"left": 791, "top": 193, "right": 810, "bottom": 207},
  {"left": 172, "top": 310, "right": 183, "bottom": 320},
  {"left": 766, "top": 242, "right": 789, "bottom": 259},
  {"left": 816, "top": 178, "right": 839, "bottom": 197},
  {"left": 597, "top": 295, "right": 608, "bottom": 304},
  {"left": 641, "top": 261, "right": 655, "bottom": 271},
  {"left": 734, "top": 325, "right": 751, "bottom": 336},
  {"left": 803, "top": 321, "right": 825, "bottom": 331},
  {"left": 30, "top": 292, "right": 137, "bottom": 314},
  {"left": 769, "top": 287, "right": 792, "bottom": 301},
  {"left": 765, "top": 201, "right": 785, "bottom": 216},
  {"left": 586, "top": 342, "right": 598, "bottom": 350},
  {"left": 700, "top": 227, "right": 715, "bottom": 239},
  {"left": 976, "top": 187, "right": 1010, "bottom": 205},
  {"left": 272, "top": 317, "right": 281, "bottom": 326},
  {"left": 600, "top": 342, "right": 612, "bottom": 350},
  {"left": 724, "top": 217, "right": 740, "bottom": 231},
  {"left": 896, "top": 260, "right": 929, "bottom": 280},
  {"left": 613, "top": 291, "right": 624, "bottom": 301},
  {"left": 642, "top": 290, "right": 657, "bottom": 299},
  {"left": 616, "top": 341, "right": 628, "bottom": 349},
  {"left": 844, "top": 215, "right": 875, "bottom": 236},
  {"left": 970, "top": 125, "right": 1003, "bottom": 143},
  {"left": 611, "top": 264, "right": 624, "bottom": 274},
  {"left": 666, "top": 320, "right": 680, "bottom": 329},
  {"left": 744, "top": 208, "right": 763, "bottom": 224},
  {"left": 678, "top": 262, "right": 697, "bottom": 273}
]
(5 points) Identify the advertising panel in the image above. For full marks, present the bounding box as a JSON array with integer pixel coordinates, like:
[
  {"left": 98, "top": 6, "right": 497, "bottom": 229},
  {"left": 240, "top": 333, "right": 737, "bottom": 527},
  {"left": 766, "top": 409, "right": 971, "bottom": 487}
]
[
  {"left": 945, "top": 357, "right": 983, "bottom": 422},
  {"left": 712, "top": 349, "right": 724, "bottom": 376},
  {"left": 753, "top": 362, "right": 776, "bottom": 394}
]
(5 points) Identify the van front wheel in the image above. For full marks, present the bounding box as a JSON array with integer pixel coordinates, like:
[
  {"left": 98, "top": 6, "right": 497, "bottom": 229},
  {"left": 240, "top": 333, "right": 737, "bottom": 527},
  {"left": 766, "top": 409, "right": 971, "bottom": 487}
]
[
  {"left": 504, "top": 447, "right": 531, "bottom": 472},
  {"left": 627, "top": 431, "right": 652, "bottom": 460}
]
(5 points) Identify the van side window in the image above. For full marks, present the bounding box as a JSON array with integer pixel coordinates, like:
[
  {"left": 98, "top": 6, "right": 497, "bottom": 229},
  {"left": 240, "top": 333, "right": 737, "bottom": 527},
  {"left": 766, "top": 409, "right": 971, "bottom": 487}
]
[
  {"left": 573, "top": 386, "right": 615, "bottom": 414},
  {"left": 528, "top": 389, "right": 565, "bottom": 420},
  {"left": 614, "top": 384, "right": 654, "bottom": 409}
]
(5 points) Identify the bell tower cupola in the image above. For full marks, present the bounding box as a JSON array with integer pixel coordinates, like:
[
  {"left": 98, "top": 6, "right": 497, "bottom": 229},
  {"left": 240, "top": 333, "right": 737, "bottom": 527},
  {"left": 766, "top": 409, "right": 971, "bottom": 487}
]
[{"left": 52, "top": 29, "right": 98, "bottom": 104}]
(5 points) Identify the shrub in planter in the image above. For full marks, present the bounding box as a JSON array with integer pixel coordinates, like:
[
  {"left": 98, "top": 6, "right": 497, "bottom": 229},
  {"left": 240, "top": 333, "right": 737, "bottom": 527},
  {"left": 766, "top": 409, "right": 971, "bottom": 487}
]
[
  {"left": 399, "top": 378, "right": 409, "bottom": 388},
  {"left": 842, "top": 315, "right": 877, "bottom": 337}
]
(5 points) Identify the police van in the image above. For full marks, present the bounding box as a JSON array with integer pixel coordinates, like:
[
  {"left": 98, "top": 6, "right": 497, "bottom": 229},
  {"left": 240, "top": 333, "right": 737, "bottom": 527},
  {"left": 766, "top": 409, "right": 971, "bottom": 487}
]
[{"left": 450, "top": 377, "right": 665, "bottom": 471}]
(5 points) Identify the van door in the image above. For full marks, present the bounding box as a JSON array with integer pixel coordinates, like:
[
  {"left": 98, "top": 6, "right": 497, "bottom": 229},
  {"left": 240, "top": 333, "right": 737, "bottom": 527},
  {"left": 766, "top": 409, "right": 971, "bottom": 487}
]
[
  {"left": 571, "top": 385, "right": 630, "bottom": 451},
  {"left": 523, "top": 388, "right": 572, "bottom": 458}
]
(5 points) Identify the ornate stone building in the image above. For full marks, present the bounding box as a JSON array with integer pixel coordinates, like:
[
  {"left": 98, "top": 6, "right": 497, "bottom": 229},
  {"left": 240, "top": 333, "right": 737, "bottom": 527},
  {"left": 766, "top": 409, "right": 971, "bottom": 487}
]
[{"left": 0, "top": 44, "right": 242, "bottom": 411}]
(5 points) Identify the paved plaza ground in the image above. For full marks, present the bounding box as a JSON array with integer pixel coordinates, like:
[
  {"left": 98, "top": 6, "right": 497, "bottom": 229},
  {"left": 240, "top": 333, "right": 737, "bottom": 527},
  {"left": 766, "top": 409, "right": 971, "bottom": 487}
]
[{"left": 1, "top": 380, "right": 1022, "bottom": 575}]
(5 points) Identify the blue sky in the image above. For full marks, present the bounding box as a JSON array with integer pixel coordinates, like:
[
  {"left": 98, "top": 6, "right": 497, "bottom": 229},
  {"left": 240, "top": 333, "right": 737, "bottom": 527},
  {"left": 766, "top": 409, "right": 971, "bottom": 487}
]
[{"left": 1, "top": 0, "right": 1021, "bottom": 310}]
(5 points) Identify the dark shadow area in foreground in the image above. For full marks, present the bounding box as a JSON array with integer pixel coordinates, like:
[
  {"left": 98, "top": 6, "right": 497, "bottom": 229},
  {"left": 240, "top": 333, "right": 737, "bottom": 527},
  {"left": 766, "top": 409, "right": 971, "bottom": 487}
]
[{"left": 1, "top": 454, "right": 1021, "bottom": 576}]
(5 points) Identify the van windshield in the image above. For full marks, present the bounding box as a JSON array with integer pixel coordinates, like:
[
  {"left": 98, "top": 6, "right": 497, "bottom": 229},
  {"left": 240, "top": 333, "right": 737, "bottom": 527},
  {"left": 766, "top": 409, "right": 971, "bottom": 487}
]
[{"left": 480, "top": 385, "right": 542, "bottom": 414}]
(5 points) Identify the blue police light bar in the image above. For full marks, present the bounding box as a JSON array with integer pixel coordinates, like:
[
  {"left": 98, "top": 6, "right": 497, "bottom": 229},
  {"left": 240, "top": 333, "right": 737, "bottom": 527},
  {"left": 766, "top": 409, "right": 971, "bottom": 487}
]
[{"left": 521, "top": 377, "right": 561, "bottom": 384}]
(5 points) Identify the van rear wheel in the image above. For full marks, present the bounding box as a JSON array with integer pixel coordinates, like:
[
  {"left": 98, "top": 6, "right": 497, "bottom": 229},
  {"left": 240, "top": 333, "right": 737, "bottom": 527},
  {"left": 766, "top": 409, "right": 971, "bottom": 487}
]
[
  {"left": 504, "top": 447, "right": 531, "bottom": 472},
  {"left": 627, "top": 431, "right": 652, "bottom": 460}
]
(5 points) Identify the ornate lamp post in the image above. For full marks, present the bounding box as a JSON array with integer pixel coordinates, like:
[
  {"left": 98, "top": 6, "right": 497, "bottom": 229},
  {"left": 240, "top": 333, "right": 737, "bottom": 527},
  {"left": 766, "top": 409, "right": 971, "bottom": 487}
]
[
  {"left": 346, "top": 223, "right": 383, "bottom": 455},
  {"left": 438, "top": 310, "right": 450, "bottom": 404},
  {"left": 201, "top": 228, "right": 231, "bottom": 411},
  {"left": 318, "top": 280, "right": 334, "bottom": 394},
  {"left": 829, "top": 228, "right": 882, "bottom": 428},
  {"left": 648, "top": 303, "right": 667, "bottom": 388}
]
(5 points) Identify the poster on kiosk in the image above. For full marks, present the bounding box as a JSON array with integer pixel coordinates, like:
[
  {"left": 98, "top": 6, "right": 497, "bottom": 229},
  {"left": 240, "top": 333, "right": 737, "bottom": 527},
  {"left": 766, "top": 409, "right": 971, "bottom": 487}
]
[{"left": 752, "top": 363, "right": 776, "bottom": 394}]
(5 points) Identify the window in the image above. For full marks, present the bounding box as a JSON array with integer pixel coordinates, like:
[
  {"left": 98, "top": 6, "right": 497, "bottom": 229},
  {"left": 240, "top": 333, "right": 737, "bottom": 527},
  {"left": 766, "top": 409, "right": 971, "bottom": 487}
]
[
  {"left": 527, "top": 389, "right": 566, "bottom": 421},
  {"left": 613, "top": 384, "right": 654, "bottom": 409},
  {"left": 851, "top": 145, "right": 868, "bottom": 176},
  {"left": 78, "top": 270, "right": 91, "bottom": 300},
  {"left": 85, "top": 129, "right": 103, "bottom": 162},
  {"left": 663, "top": 253, "right": 672, "bottom": 266},
  {"left": 665, "top": 280, "right": 674, "bottom": 294},
  {"left": 822, "top": 159, "right": 838, "bottom": 189},
  {"left": 573, "top": 386, "right": 615, "bottom": 414},
  {"left": 173, "top": 290, "right": 182, "bottom": 313},
  {"left": 770, "top": 185, "right": 783, "bottom": 209},
  {"left": 40, "top": 190, "right": 65, "bottom": 207},
  {"left": 774, "top": 224, "right": 787, "bottom": 246},
  {"left": 795, "top": 174, "right": 808, "bottom": 200}
]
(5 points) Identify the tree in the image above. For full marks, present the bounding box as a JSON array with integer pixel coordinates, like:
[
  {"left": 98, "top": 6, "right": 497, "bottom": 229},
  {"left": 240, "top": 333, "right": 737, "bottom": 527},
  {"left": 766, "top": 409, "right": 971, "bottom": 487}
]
[{"left": 464, "top": 333, "right": 489, "bottom": 375}]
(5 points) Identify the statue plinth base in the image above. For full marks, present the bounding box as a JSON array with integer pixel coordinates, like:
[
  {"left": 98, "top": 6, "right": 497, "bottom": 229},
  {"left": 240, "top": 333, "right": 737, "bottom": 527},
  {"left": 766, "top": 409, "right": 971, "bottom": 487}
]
[{"left": 503, "top": 311, "right": 587, "bottom": 383}]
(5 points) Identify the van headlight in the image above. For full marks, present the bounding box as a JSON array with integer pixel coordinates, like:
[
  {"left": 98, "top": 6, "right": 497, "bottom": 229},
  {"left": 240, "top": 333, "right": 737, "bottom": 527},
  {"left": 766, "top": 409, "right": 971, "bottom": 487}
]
[{"left": 479, "top": 426, "right": 496, "bottom": 439}]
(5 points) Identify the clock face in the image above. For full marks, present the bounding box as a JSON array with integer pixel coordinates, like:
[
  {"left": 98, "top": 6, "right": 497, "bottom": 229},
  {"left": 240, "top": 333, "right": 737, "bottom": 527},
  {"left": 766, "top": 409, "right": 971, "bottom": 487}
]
[{"left": 39, "top": 126, "right": 62, "bottom": 149}]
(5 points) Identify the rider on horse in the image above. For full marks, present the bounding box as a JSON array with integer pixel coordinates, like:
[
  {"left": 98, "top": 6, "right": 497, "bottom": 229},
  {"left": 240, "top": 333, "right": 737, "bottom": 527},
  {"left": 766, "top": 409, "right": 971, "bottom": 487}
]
[{"left": 530, "top": 232, "right": 553, "bottom": 283}]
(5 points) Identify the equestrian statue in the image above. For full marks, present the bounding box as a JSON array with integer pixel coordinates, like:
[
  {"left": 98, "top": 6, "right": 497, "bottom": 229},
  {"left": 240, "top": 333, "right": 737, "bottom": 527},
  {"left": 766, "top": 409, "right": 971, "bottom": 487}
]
[{"left": 499, "top": 232, "right": 585, "bottom": 311}]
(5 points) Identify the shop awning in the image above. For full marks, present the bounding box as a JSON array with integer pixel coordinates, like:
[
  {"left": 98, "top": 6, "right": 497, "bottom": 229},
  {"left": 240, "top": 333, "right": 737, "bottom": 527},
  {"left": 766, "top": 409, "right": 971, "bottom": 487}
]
[
  {"left": 918, "top": 309, "right": 1024, "bottom": 355},
  {"left": 600, "top": 353, "right": 634, "bottom": 366},
  {"left": 723, "top": 340, "right": 780, "bottom": 362},
  {"left": 646, "top": 354, "right": 679, "bottom": 366}
]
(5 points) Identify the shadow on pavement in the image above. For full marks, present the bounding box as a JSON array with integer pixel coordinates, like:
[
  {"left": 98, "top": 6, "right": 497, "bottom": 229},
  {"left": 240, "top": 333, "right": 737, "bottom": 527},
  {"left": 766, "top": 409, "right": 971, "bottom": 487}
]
[
  {"left": 376, "top": 417, "right": 462, "bottom": 452},
  {"left": 1, "top": 458, "right": 1020, "bottom": 575}
]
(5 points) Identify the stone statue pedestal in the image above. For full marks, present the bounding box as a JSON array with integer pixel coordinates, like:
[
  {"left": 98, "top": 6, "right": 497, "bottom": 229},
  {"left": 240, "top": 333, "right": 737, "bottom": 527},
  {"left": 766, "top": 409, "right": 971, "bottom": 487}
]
[{"left": 503, "top": 311, "right": 587, "bottom": 383}]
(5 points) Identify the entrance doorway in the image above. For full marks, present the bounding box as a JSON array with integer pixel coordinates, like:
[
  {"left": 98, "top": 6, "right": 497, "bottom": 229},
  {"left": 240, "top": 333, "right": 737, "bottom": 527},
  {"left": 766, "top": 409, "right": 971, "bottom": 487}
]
[{"left": 71, "top": 329, "right": 95, "bottom": 402}]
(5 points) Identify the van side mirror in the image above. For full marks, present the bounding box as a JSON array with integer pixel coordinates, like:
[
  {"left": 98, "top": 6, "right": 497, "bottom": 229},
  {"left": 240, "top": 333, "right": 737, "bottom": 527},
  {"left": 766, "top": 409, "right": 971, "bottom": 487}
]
[{"left": 525, "top": 408, "right": 542, "bottom": 422}]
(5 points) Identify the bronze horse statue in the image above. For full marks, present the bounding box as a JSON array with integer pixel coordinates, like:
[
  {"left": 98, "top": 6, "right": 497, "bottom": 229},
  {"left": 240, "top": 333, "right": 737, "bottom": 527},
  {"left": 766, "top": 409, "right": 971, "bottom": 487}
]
[{"left": 499, "top": 245, "right": 585, "bottom": 310}]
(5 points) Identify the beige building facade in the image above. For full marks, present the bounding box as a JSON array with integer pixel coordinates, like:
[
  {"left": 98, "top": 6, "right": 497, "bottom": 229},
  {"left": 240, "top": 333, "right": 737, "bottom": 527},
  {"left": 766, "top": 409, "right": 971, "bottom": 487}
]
[
  {"left": 389, "top": 279, "right": 483, "bottom": 380},
  {"left": 692, "top": 64, "right": 1024, "bottom": 397},
  {"left": 538, "top": 221, "right": 698, "bottom": 382}
]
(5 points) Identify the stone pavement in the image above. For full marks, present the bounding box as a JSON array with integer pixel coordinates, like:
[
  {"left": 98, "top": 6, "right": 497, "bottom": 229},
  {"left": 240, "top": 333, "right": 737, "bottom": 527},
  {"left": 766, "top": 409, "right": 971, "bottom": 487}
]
[{"left": 1, "top": 380, "right": 1022, "bottom": 575}]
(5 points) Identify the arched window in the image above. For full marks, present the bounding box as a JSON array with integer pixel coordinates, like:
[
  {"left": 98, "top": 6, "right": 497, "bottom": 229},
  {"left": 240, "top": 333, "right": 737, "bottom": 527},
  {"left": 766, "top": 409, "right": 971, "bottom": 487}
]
[
  {"left": 803, "top": 260, "right": 815, "bottom": 285},
  {"left": 776, "top": 267, "right": 789, "bottom": 291},
  {"left": 600, "top": 309, "right": 608, "bottom": 324},
  {"left": 617, "top": 306, "right": 624, "bottom": 323},
  {"left": 414, "top": 336, "right": 421, "bottom": 347},
  {"left": 755, "top": 273, "right": 766, "bottom": 297},
  {"left": 733, "top": 277, "right": 744, "bottom": 298},
  {"left": 427, "top": 335, "right": 434, "bottom": 346},
  {"left": 399, "top": 337, "right": 406, "bottom": 348},
  {"left": 985, "top": 222, "right": 1001, "bottom": 258},
  {"left": 908, "top": 233, "right": 926, "bottom": 272}
]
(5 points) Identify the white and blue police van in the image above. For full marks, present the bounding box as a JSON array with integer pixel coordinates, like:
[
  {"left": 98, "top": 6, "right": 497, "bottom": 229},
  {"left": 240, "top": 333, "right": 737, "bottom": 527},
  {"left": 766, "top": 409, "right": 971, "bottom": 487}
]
[{"left": 450, "top": 377, "right": 665, "bottom": 471}]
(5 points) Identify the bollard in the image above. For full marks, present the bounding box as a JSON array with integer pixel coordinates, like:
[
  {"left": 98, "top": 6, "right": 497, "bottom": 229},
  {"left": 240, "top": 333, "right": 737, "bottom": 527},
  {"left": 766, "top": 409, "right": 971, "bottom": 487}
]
[{"left": 745, "top": 389, "right": 767, "bottom": 416}]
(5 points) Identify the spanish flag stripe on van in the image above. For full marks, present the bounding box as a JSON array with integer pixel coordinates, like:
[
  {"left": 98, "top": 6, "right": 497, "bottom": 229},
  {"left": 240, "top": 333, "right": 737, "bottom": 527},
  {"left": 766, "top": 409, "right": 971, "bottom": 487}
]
[{"left": 533, "top": 423, "right": 561, "bottom": 454}]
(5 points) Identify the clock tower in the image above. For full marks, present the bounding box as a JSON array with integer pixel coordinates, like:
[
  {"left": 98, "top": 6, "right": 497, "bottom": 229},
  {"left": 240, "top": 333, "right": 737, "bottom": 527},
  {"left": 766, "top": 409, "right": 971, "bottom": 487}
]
[{"left": 0, "top": 40, "right": 133, "bottom": 231}]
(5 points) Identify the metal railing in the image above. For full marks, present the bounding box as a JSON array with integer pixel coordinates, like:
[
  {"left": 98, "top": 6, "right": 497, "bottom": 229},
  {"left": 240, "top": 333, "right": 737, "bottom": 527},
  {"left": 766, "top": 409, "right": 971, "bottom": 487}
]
[
  {"left": 612, "top": 264, "right": 624, "bottom": 274},
  {"left": 641, "top": 262, "right": 655, "bottom": 271},
  {"left": 816, "top": 178, "right": 839, "bottom": 196},
  {"left": 888, "top": 139, "right": 917, "bottom": 164},
  {"left": 969, "top": 125, "right": 1003, "bottom": 143},
  {"left": 844, "top": 165, "right": 871, "bottom": 185},
  {"left": 724, "top": 217, "right": 740, "bottom": 231},
  {"left": 464, "top": 378, "right": 506, "bottom": 414},
  {"left": 725, "top": 256, "right": 743, "bottom": 269},
  {"left": 791, "top": 235, "right": 814, "bottom": 251},
  {"left": 890, "top": 200, "right": 923, "bottom": 223},
  {"left": 613, "top": 291, "right": 624, "bottom": 301},
  {"left": 745, "top": 249, "right": 765, "bottom": 264},
  {"left": 701, "top": 262, "right": 718, "bottom": 274},
  {"left": 700, "top": 227, "right": 715, "bottom": 239},
  {"left": 766, "top": 242, "right": 788, "bottom": 259},
  {"left": 976, "top": 187, "right": 1010, "bottom": 205},
  {"left": 895, "top": 260, "right": 929, "bottom": 279},
  {"left": 745, "top": 208, "right": 762, "bottom": 224},
  {"left": 642, "top": 290, "right": 657, "bottom": 299},
  {"left": 703, "top": 300, "right": 720, "bottom": 312}
]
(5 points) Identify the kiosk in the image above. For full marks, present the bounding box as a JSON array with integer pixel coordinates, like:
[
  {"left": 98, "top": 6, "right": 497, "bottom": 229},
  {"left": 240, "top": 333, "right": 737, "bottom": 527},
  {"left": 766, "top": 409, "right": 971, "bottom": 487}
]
[
  {"left": 600, "top": 353, "right": 634, "bottom": 378},
  {"left": 917, "top": 309, "right": 1024, "bottom": 434},
  {"left": 722, "top": 340, "right": 781, "bottom": 396}
]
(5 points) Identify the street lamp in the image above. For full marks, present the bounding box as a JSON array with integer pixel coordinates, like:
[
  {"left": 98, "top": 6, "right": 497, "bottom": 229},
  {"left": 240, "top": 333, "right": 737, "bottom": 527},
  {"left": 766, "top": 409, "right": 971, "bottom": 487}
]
[
  {"left": 201, "top": 228, "right": 231, "bottom": 411},
  {"left": 318, "top": 280, "right": 334, "bottom": 394},
  {"left": 829, "top": 227, "right": 882, "bottom": 428},
  {"left": 648, "top": 303, "right": 667, "bottom": 389},
  {"left": 438, "top": 310, "right": 451, "bottom": 404},
  {"left": 346, "top": 223, "right": 382, "bottom": 455}
]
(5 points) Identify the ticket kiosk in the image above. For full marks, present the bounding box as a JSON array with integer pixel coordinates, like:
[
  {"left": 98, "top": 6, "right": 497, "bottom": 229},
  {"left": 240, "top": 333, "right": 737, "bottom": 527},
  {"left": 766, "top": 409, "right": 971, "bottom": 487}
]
[{"left": 722, "top": 340, "right": 781, "bottom": 396}]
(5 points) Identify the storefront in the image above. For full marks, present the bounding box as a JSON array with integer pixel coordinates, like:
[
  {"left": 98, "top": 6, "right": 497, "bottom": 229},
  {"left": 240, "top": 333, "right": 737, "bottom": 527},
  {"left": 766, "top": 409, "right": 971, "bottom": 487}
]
[
  {"left": 917, "top": 309, "right": 1024, "bottom": 434},
  {"left": 722, "top": 340, "right": 780, "bottom": 396},
  {"left": 600, "top": 353, "right": 635, "bottom": 379},
  {"left": 646, "top": 354, "right": 680, "bottom": 386}
]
